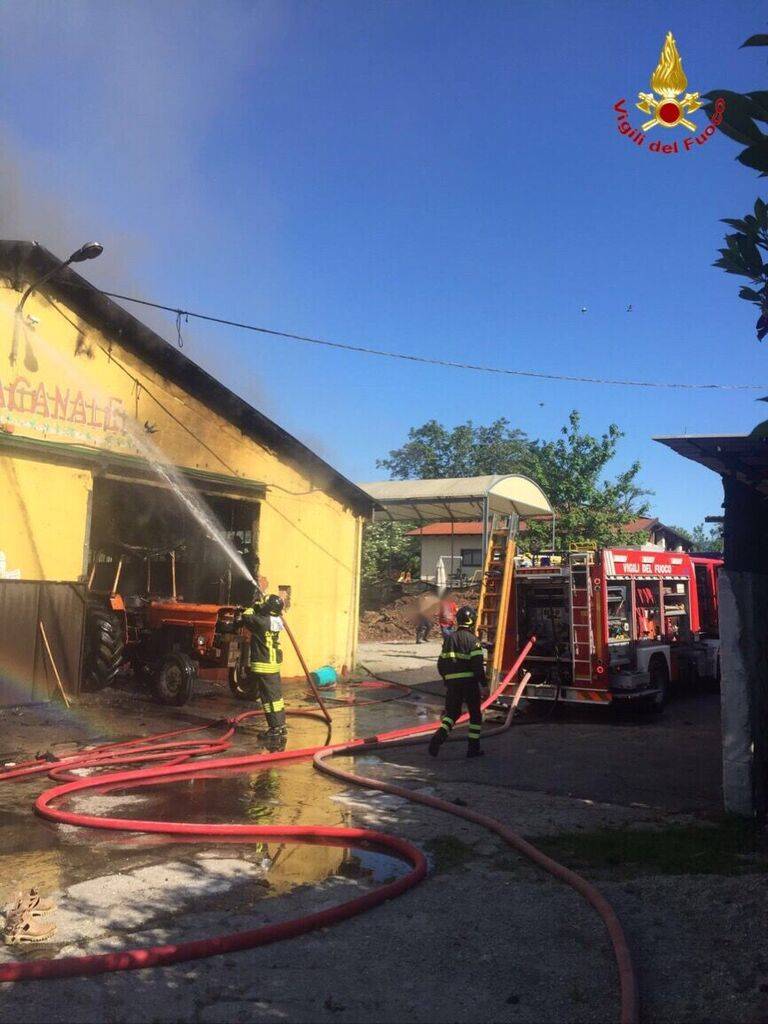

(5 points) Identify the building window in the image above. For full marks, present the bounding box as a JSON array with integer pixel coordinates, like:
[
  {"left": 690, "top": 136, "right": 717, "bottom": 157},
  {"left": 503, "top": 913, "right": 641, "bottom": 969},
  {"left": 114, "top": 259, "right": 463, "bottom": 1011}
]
[{"left": 461, "top": 548, "right": 482, "bottom": 568}]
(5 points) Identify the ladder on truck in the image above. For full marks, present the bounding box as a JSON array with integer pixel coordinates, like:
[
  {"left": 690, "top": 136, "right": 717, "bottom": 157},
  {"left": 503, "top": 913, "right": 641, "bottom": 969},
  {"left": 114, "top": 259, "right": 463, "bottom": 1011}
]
[
  {"left": 477, "top": 514, "right": 517, "bottom": 685},
  {"left": 568, "top": 550, "right": 595, "bottom": 685}
]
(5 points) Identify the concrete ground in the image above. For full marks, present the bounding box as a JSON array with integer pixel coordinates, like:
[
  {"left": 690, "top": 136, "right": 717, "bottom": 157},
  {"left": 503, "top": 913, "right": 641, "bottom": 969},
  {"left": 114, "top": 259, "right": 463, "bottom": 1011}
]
[
  {"left": 0, "top": 643, "right": 764, "bottom": 1023},
  {"left": 360, "top": 640, "right": 724, "bottom": 813}
]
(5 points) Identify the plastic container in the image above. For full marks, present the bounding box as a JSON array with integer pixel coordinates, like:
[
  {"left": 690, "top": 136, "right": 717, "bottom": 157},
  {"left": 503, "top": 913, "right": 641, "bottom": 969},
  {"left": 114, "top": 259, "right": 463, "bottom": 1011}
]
[{"left": 310, "top": 665, "right": 338, "bottom": 689}]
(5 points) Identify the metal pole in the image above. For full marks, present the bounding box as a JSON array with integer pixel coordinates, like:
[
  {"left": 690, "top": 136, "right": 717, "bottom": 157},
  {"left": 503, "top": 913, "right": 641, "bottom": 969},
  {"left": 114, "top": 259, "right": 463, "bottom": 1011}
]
[
  {"left": 551, "top": 512, "right": 556, "bottom": 552},
  {"left": 481, "top": 495, "right": 489, "bottom": 570}
]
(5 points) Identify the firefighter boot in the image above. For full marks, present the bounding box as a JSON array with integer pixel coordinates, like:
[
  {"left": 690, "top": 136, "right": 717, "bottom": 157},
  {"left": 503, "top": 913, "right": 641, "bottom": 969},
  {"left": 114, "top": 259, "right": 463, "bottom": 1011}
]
[
  {"left": 262, "top": 726, "right": 287, "bottom": 752},
  {"left": 428, "top": 728, "right": 447, "bottom": 758},
  {"left": 466, "top": 739, "right": 484, "bottom": 758}
]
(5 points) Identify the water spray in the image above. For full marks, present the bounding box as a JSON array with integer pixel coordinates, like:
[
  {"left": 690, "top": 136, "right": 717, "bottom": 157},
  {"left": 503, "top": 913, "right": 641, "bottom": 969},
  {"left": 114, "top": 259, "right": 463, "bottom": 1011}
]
[{"left": 3, "top": 300, "right": 255, "bottom": 587}]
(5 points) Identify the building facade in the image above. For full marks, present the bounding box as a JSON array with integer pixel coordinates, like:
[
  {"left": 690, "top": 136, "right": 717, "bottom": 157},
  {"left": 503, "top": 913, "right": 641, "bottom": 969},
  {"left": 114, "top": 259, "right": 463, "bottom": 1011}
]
[{"left": 0, "top": 242, "right": 372, "bottom": 683}]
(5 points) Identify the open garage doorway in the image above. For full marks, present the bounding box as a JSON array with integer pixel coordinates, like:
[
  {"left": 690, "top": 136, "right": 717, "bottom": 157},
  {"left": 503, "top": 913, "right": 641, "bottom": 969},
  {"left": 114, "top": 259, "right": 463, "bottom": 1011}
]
[{"left": 88, "top": 476, "right": 259, "bottom": 607}]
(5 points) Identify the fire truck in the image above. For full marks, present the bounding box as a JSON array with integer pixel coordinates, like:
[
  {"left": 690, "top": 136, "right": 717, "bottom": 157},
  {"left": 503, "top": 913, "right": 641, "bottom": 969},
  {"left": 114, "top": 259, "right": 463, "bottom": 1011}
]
[{"left": 478, "top": 522, "right": 722, "bottom": 711}]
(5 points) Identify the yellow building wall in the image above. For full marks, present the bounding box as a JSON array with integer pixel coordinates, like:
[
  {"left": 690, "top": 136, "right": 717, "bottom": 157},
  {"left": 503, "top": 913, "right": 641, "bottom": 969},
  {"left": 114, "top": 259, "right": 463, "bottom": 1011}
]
[
  {"left": 0, "top": 286, "right": 364, "bottom": 677},
  {"left": 0, "top": 457, "right": 91, "bottom": 581}
]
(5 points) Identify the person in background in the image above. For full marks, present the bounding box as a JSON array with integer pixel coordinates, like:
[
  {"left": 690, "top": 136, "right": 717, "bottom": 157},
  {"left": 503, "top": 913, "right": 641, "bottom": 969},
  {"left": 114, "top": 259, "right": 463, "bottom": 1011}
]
[
  {"left": 429, "top": 605, "right": 488, "bottom": 759},
  {"left": 415, "top": 590, "right": 438, "bottom": 644},
  {"left": 438, "top": 593, "right": 458, "bottom": 639}
]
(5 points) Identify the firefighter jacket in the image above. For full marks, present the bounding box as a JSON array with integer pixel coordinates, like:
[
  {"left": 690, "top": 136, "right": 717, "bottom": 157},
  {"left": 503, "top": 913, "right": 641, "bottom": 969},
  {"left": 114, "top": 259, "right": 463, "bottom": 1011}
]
[
  {"left": 437, "top": 627, "right": 486, "bottom": 684},
  {"left": 242, "top": 605, "right": 284, "bottom": 675}
]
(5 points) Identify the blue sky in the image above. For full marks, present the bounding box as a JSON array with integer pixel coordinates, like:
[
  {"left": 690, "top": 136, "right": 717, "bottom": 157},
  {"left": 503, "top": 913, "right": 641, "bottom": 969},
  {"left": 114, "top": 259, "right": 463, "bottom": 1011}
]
[{"left": 0, "top": 0, "right": 766, "bottom": 529}]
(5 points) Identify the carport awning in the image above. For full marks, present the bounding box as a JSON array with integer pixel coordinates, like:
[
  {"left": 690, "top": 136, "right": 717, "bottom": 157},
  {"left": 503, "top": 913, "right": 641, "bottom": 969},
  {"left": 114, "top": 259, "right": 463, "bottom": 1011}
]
[
  {"left": 359, "top": 474, "right": 552, "bottom": 524},
  {"left": 655, "top": 433, "right": 768, "bottom": 497}
]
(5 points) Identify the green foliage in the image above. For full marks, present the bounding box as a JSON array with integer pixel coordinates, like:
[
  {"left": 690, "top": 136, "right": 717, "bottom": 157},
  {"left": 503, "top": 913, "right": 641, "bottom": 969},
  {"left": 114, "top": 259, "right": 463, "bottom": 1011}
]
[
  {"left": 524, "top": 412, "right": 651, "bottom": 551},
  {"left": 379, "top": 411, "right": 651, "bottom": 553},
  {"left": 377, "top": 418, "right": 531, "bottom": 479},
  {"left": 360, "top": 521, "right": 419, "bottom": 589},
  {"left": 706, "top": 32, "right": 768, "bottom": 339},
  {"left": 691, "top": 521, "right": 724, "bottom": 552},
  {"left": 713, "top": 198, "right": 768, "bottom": 339}
]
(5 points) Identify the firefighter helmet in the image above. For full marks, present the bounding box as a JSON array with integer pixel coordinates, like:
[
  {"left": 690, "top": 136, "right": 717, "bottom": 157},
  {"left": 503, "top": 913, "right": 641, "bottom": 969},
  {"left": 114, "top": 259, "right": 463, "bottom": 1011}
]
[
  {"left": 263, "top": 594, "right": 285, "bottom": 616},
  {"left": 456, "top": 605, "right": 476, "bottom": 627}
]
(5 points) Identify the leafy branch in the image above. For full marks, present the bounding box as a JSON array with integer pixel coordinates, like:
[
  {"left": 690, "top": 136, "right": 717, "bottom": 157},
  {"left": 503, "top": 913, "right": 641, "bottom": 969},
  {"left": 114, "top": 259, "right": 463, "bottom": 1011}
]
[
  {"left": 705, "top": 30, "right": 768, "bottom": 339},
  {"left": 713, "top": 198, "right": 768, "bottom": 339}
]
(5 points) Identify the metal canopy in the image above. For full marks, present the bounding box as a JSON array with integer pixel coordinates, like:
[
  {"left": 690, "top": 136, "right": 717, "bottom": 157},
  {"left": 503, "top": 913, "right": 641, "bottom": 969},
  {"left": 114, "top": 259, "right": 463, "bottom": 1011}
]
[
  {"left": 655, "top": 433, "right": 768, "bottom": 496},
  {"left": 359, "top": 474, "right": 553, "bottom": 524}
]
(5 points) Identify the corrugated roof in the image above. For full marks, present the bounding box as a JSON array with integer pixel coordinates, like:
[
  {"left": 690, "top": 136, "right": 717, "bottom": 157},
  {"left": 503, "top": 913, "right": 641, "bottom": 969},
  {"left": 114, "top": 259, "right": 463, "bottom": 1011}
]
[
  {"left": 656, "top": 433, "right": 768, "bottom": 497},
  {"left": 0, "top": 241, "right": 374, "bottom": 516}
]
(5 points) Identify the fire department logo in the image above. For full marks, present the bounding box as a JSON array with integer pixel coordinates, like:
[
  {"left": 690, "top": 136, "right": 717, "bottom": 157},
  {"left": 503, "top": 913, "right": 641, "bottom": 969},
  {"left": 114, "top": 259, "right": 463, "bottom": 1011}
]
[{"left": 636, "top": 32, "right": 701, "bottom": 131}]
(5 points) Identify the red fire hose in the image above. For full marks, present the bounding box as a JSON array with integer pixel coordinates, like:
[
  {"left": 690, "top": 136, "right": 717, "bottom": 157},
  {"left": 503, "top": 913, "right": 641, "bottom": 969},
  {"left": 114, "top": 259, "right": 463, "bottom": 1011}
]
[{"left": 0, "top": 640, "right": 638, "bottom": 1024}]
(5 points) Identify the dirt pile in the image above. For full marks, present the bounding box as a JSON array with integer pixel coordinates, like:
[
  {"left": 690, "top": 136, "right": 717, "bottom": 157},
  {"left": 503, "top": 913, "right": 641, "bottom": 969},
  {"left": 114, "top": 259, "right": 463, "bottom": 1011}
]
[
  {"left": 359, "top": 593, "right": 420, "bottom": 641},
  {"left": 359, "top": 588, "right": 480, "bottom": 642}
]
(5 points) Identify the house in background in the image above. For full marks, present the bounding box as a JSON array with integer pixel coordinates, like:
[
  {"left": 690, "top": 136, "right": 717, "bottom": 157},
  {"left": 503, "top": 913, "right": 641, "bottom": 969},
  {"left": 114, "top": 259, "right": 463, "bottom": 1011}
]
[
  {"left": 408, "top": 515, "right": 693, "bottom": 585},
  {"left": 623, "top": 517, "right": 693, "bottom": 552},
  {"left": 406, "top": 522, "right": 485, "bottom": 586}
]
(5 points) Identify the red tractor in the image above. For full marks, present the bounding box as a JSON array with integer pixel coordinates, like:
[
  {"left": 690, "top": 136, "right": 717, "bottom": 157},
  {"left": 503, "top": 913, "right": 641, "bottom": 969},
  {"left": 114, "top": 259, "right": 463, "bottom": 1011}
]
[{"left": 82, "top": 545, "right": 251, "bottom": 706}]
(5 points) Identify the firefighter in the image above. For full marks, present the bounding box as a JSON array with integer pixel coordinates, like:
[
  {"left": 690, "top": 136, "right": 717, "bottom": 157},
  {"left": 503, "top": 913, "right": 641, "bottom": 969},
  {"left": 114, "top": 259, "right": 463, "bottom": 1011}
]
[
  {"left": 428, "top": 605, "right": 488, "bottom": 759},
  {"left": 241, "top": 593, "right": 287, "bottom": 749}
]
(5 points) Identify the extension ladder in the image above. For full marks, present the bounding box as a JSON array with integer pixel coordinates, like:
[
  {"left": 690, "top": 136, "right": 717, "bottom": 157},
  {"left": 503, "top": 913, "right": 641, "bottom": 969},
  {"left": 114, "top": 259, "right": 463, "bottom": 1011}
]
[
  {"left": 477, "top": 514, "right": 517, "bottom": 683},
  {"left": 568, "top": 550, "right": 595, "bottom": 684}
]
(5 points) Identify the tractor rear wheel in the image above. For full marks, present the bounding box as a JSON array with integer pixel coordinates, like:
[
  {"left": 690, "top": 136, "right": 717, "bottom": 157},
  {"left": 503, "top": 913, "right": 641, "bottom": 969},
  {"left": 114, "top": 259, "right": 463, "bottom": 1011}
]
[
  {"left": 82, "top": 603, "right": 124, "bottom": 692},
  {"left": 153, "top": 653, "right": 196, "bottom": 706}
]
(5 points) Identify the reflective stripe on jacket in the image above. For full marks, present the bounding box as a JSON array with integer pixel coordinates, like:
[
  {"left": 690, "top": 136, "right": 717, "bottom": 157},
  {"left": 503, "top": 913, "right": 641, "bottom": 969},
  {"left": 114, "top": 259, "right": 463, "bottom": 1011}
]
[
  {"left": 242, "top": 606, "right": 283, "bottom": 674},
  {"left": 437, "top": 627, "right": 486, "bottom": 683}
]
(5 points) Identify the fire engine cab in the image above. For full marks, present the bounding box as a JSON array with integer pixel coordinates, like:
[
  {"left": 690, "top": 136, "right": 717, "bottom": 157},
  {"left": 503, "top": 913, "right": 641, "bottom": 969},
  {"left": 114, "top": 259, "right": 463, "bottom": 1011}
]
[{"left": 478, "top": 527, "right": 722, "bottom": 711}]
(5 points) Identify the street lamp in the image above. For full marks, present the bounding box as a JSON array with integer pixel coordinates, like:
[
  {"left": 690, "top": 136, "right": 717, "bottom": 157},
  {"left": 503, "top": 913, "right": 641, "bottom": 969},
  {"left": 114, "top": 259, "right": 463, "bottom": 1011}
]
[
  {"left": 11, "top": 241, "right": 103, "bottom": 368},
  {"left": 17, "top": 241, "right": 103, "bottom": 315}
]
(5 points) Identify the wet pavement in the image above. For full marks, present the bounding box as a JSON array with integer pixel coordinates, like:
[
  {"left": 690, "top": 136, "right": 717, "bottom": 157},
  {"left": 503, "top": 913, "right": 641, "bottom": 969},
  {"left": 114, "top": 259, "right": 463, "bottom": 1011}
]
[
  {"left": 360, "top": 641, "right": 725, "bottom": 814},
  {"left": 0, "top": 644, "right": 758, "bottom": 1024},
  {"left": 0, "top": 642, "right": 724, "bottom": 928},
  {"left": 0, "top": 664, "right": 442, "bottom": 964}
]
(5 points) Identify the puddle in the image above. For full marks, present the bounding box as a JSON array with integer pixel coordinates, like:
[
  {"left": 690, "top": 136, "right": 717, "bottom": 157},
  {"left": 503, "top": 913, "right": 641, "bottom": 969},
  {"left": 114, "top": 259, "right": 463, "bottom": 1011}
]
[{"left": 0, "top": 676, "right": 429, "bottom": 949}]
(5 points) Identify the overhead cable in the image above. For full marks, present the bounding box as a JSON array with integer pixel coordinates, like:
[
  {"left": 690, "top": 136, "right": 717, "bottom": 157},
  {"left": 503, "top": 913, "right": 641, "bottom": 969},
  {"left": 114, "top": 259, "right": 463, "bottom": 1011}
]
[{"left": 60, "top": 281, "right": 765, "bottom": 391}]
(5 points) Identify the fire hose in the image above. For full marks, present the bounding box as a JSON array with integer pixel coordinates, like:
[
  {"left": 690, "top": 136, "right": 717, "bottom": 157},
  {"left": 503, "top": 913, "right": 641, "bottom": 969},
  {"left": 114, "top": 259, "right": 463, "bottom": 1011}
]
[{"left": 0, "top": 639, "right": 638, "bottom": 1024}]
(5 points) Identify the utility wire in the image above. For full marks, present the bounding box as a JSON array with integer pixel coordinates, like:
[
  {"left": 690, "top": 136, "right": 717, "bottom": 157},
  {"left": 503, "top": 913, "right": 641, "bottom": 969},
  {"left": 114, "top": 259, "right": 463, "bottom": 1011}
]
[{"left": 64, "top": 281, "right": 766, "bottom": 391}]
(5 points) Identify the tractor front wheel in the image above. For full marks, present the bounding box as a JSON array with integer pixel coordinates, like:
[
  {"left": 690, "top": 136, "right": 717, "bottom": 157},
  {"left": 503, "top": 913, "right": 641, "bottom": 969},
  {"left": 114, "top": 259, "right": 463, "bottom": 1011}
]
[{"left": 153, "top": 653, "right": 196, "bottom": 706}]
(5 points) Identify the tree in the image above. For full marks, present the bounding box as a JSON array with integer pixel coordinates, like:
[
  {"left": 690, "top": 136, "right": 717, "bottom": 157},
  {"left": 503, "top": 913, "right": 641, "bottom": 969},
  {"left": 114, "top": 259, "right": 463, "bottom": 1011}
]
[
  {"left": 705, "top": 33, "right": 768, "bottom": 339},
  {"left": 691, "top": 521, "right": 724, "bottom": 552},
  {"left": 378, "top": 410, "right": 651, "bottom": 552},
  {"left": 524, "top": 411, "right": 651, "bottom": 551},
  {"left": 377, "top": 418, "right": 531, "bottom": 478},
  {"left": 360, "top": 521, "right": 419, "bottom": 590}
]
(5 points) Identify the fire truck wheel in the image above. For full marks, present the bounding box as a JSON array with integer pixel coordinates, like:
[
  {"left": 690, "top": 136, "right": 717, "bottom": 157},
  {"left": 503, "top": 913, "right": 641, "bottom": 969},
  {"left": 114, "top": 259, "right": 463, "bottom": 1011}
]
[
  {"left": 645, "top": 656, "right": 669, "bottom": 713},
  {"left": 153, "top": 653, "right": 196, "bottom": 706},
  {"left": 82, "top": 603, "right": 125, "bottom": 692}
]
